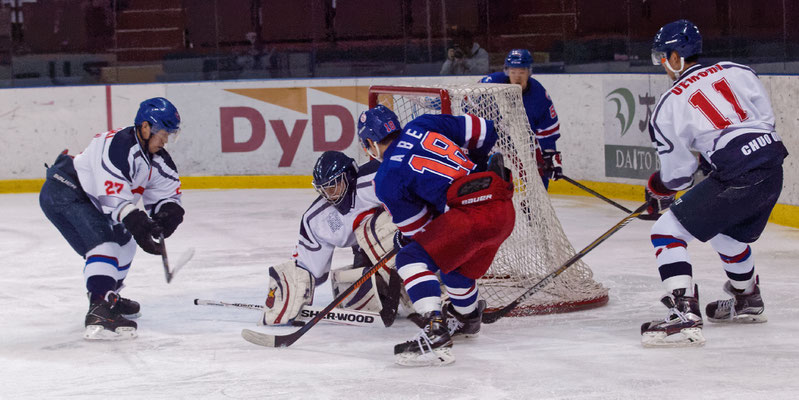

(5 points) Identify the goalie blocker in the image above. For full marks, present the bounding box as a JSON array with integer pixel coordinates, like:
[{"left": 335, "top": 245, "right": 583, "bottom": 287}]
[{"left": 260, "top": 211, "right": 407, "bottom": 326}]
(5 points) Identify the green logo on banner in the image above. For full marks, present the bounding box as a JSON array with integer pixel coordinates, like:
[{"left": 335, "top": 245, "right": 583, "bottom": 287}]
[{"left": 606, "top": 88, "right": 635, "bottom": 136}]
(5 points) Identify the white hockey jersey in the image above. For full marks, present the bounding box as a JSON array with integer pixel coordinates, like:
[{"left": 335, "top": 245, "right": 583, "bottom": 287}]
[
  {"left": 293, "top": 160, "right": 383, "bottom": 279},
  {"left": 73, "top": 127, "right": 182, "bottom": 223},
  {"left": 649, "top": 62, "right": 785, "bottom": 189}
]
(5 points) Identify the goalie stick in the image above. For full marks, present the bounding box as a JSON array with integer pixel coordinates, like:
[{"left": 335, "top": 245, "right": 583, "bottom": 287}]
[
  {"left": 193, "top": 299, "right": 382, "bottom": 328},
  {"left": 561, "top": 175, "right": 660, "bottom": 221},
  {"left": 482, "top": 202, "right": 649, "bottom": 324},
  {"left": 159, "top": 234, "right": 195, "bottom": 284},
  {"left": 241, "top": 247, "right": 399, "bottom": 347}
]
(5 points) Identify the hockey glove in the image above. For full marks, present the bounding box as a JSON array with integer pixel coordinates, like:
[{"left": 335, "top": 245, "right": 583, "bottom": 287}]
[
  {"left": 541, "top": 149, "right": 564, "bottom": 181},
  {"left": 122, "top": 209, "right": 163, "bottom": 255},
  {"left": 153, "top": 202, "right": 185, "bottom": 238},
  {"left": 393, "top": 231, "right": 412, "bottom": 250},
  {"left": 645, "top": 171, "right": 677, "bottom": 215}
]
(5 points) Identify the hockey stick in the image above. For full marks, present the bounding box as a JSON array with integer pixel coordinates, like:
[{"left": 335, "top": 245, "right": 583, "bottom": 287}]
[
  {"left": 561, "top": 175, "right": 660, "bottom": 220},
  {"left": 193, "top": 299, "right": 382, "bottom": 327},
  {"left": 375, "top": 267, "right": 402, "bottom": 328},
  {"left": 482, "top": 202, "right": 649, "bottom": 324},
  {"left": 561, "top": 175, "right": 633, "bottom": 213},
  {"left": 194, "top": 298, "right": 263, "bottom": 311},
  {"left": 241, "top": 247, "right": 399, "bottom": 347},
  {"left": 159, "top": 234, "right": 195, "bottom": 284}
]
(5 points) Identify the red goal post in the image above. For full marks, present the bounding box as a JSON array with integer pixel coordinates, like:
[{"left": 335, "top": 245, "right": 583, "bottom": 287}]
[{"left": 368, "top": 84, "right": 609, "bottom": 316}]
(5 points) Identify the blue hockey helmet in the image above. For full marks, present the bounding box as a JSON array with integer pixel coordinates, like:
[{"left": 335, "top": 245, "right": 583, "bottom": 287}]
[
  {"left": 312, "top": 151, "right": 359, "bottom": 214},
  {"left": 356, "top": 105, "right": 401, "bottom": 149},
  {"left": 651, "top": 19, "right": 702, "bottom": 65},
  {"left": 135, "top": 97, "right": 181, "bottom": 137},
  {"left": 505, "top": 49, "right": 533, "bottom": 69}
]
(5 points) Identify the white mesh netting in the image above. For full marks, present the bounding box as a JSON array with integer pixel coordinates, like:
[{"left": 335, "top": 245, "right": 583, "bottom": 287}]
[{"left": 369, "top": 84, "right": 609, "bottom": 316}]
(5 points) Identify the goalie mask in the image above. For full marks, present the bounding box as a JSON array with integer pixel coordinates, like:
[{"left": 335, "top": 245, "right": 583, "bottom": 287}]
[{"left": 312, "top": 151, "right": 359, "bottom": 214}]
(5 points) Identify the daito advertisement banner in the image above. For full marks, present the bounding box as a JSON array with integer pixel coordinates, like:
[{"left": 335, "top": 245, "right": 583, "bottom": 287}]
[{"left": 602, "top": 78, "right": 670, "bottom": 180}]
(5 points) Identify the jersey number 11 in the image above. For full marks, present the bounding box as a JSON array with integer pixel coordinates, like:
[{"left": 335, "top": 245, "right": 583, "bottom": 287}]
[{"left": 688, "top": 77, "right": 749, "bottom": 129}]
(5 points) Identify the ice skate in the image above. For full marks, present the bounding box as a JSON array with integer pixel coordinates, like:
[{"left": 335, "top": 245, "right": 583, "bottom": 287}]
[
  {"left": 114, "top": 295, "right": 141, "bottom": 319},
  {"left": 84, "top": 292, "right": 138, "bottom": 340},
  {"left": 706, "top": 277, "right": 767, "bottom": 324},
  {"left": 641, "top": 286, "right": 705, "bottom": 348},
  {"left": 394, "top": 311, "right": 454, "bottom": 366},
  {"left": 444, "top": 300, "right": 485, "bottom": 339},
  {"left": 88, "top": 291, "right": 140, "bottom": 318}
]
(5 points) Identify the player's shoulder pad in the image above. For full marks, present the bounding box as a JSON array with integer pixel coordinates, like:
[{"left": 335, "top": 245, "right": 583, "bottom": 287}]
[
  {"left": 108, "top": 126, "right": 138, "bottom": 181},
  {"left": 481, "top": 71, "right": 508, "bottom": 84},
  {"left": 527, "top": 77, "right": 547, "bottom": 93},
  {"left": 717, "top": 61, "right": 757, "bottom": 76},
  {"left": 357, "top": 159, "right": 380, "bottom": 177},
  {"left": 155, "top": 149, "right": 179, "bottom": 172},
  {"left": 404, "top": 113, "right": 453, "bottom": 134}
]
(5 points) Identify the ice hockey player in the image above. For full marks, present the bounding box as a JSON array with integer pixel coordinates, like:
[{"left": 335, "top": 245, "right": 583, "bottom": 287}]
[
  {"left": 640, "top": 20, "right": 788, "bottom": 347},
  {"left": 259, "top": 150, "right": 404, "bottom": 327},
  {"left": 357, "top": 105, "right": 516, "bottom": 366},
  {"left": 39, "top": 97, "right": 185, "bottom": 340},
  {"left": 481, "top": 49, "right": 563, "bottom": 189}
]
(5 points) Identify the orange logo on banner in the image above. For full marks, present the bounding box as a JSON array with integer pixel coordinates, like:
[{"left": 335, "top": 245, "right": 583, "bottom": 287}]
[
  {"left": 224, "top": 86, "right": 371, "bottom": 114},
  {"left": 219, "top": 86, "right": 372, "bottom": 167}
]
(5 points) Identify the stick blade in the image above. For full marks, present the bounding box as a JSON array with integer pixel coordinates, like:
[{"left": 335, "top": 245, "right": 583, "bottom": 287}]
[
  {"left": 241, "top": 328, "right": 302, "bottom": 348},
  {"left": 170, "top": 247, "right": 196, "bottom": 278},
  {"left": 241, "top": 329, "right": 277, "bottom": 347}
]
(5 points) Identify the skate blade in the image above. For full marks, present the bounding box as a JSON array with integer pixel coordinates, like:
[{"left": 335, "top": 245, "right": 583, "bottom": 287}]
[
  {"left": 642, "top": 328, "right": 705, "bottom": 348},
  {"left": 452, "top": 332, "right": 480, "bottom": 341},
  {"left": 395, "top": 347, "right": 455, "bottom": 367},
  {"left": 708, "top": 314, "right": 767, "bottom": 324},
  {"left": 83, "top": 325, "right": 137, "bottom": 341}
]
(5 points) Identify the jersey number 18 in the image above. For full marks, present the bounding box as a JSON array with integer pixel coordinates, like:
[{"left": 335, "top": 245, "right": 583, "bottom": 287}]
[{"left": 409, "top": 131, "right": 475, "bottom": 181}]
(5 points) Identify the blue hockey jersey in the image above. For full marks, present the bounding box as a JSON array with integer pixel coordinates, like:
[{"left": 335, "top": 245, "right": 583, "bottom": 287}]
[
  {"left": 481, "top": 72, "right": 560, "bottom": 150},
  {"left": 373, "top": 114, "right": 497, "bottom": 237}
]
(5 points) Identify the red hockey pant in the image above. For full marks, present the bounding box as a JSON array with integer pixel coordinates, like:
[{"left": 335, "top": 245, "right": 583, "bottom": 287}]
[{"left": 415, "top": 170, "right": 516, "bottom": 280}]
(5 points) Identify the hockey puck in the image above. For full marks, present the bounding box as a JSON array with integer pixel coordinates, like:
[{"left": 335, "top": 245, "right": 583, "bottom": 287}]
[
  {"left": 291, "top": 320, "right": 306, "bottom": 327},
  {"left": 193, "top": 298, "right": 199, "bottom": 305}
]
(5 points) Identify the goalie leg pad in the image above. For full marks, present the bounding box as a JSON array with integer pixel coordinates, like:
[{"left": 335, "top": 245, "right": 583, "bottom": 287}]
[{"left": 260, "top": 260, "right": 315, "bottom": 326}]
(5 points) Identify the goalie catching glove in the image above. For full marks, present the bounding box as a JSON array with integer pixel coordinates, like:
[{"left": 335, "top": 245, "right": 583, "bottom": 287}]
[{"left": 259, "top": 260, "right": 315, "bottom": 326}]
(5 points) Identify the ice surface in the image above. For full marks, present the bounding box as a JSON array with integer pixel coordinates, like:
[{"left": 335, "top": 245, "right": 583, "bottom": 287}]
[{"left": 2, "top": 190, "right": 798, "bottom": 399}]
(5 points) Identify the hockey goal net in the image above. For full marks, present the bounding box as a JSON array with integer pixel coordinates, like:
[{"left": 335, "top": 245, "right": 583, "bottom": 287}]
[{"left": 368, "top": 84, "right": 609, "bottom": 316}]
